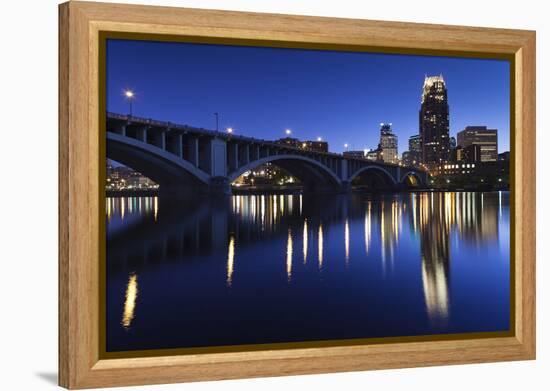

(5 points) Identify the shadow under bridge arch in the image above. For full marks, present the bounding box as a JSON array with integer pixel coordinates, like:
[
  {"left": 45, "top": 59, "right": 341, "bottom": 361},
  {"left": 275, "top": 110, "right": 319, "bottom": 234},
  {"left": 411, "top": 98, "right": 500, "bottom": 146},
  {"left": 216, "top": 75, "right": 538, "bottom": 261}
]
[
  {"left": 227, "top": 154, "right": 343, "bottom": 192},
  {"left": 348, "top": 165, "right": 398, "bottom": 191}
]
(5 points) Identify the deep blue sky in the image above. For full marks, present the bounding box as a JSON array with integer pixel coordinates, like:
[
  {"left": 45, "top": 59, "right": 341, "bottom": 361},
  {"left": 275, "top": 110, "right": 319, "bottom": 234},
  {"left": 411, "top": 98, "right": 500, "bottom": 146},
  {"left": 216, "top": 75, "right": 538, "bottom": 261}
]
[{"left": 106, "top": 39, "right": 510, "bottom": 154}]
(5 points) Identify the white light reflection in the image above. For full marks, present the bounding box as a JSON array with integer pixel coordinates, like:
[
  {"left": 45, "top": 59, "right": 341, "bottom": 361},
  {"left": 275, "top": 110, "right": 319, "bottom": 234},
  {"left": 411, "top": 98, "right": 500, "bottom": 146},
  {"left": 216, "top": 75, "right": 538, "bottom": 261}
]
[
  {"left": 286, "top": 228, "right": 293, "bottom": 281},
  {"left": 421, "top": 258, "right": 449, "bottom": 324},
  {"left": 303, "top": 219, "right": 308, "bottom": 264},
  {"left": 226, "top": 235, "right": 235, "bottom": 287},
  {"left": 121, "top": 273, "right": 138, "bottom": 329},
  {"left": 364, "top": 202, "right": 371, "bottom": 254},
  {"left": 318, "top": 224, "right": 324, "bottom": 270}
]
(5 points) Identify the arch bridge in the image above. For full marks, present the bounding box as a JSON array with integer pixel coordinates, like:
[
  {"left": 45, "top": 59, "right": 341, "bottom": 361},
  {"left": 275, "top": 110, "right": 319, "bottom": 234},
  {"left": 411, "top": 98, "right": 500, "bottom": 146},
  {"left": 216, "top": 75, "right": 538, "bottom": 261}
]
[{"left": 106, "top": 113, "right": 427, "bottom": 196}]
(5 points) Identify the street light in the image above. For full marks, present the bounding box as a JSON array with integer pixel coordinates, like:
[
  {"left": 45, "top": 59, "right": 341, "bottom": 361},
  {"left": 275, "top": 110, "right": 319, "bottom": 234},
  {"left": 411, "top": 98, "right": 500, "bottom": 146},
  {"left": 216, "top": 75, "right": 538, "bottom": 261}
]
[
  {"left": 226, "top": 127, "right": 233, "bottom": 134},
  {"left": 123, "top": 89, "right": 135, "bottom": 116},
  {"left": 317, "top": 137, "right": 322, "bottom": 142},
  {"left": 285, "top": 129, "right": 292, "bottom": 136},
  {"left": 344, "top": 143, "right": 349, "bottom": 150}
]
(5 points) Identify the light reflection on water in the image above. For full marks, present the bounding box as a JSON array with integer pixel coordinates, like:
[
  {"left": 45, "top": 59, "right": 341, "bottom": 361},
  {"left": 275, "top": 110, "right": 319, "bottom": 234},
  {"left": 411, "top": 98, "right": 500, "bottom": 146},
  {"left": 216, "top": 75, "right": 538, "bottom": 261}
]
[{"left": 106, "top": 191, "right": 510, "bottom": 352}]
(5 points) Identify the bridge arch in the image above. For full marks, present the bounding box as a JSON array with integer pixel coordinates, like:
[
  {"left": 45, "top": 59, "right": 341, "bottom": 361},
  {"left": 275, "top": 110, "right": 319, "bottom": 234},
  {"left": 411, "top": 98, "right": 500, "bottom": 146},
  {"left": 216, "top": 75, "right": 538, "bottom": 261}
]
[
  {"left": 228, "top": 154, "right": 342, "bottom": 191},
  {"left": 107, "top": 133, "right": 210, "bottom": 188},
  {"left": 349, "top": 165, "right": 397, "bottom": 184}
]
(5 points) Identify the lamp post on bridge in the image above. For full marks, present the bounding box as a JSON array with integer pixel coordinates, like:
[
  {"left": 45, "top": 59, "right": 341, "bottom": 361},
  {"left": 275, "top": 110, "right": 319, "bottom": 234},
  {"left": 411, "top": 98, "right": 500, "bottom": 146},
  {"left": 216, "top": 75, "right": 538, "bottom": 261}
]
[{"left": 124, "top": 89, "right": 135, "bottom": 117}]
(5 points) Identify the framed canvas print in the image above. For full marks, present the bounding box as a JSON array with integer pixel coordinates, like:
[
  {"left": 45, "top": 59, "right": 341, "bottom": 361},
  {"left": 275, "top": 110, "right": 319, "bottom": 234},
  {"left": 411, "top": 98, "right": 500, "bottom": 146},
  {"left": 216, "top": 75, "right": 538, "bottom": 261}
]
[{"left": 58, "top": 1, "right": 536, "bottom": 389}]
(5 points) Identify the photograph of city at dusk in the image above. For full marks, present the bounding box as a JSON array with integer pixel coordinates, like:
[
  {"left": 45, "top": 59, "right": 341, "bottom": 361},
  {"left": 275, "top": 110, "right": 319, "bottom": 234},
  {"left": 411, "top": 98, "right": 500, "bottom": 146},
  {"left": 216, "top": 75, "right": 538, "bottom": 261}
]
[{"left": 105, "top": 39, "right": 511, "bottom": 353}]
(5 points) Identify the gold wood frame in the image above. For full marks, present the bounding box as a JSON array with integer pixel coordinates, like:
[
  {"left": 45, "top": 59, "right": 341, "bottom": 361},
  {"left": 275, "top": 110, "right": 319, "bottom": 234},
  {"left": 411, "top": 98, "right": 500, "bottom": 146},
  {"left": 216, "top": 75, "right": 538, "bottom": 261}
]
[{"left": 59, "top": 1, "right": 536, "bottom": 389}]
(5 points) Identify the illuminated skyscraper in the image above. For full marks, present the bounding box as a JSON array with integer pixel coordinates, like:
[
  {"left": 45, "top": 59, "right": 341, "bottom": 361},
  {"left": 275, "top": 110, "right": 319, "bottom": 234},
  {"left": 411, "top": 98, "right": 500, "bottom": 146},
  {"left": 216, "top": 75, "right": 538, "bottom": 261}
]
[
  {"left": 378, "top": 123, "right": 398, "bottom": 164},
  {"left": 409, "top": 134, "right": 422, "bottom": 164},
  {"left": 419, "top": 75, "right": 450, "bottom": 165}
]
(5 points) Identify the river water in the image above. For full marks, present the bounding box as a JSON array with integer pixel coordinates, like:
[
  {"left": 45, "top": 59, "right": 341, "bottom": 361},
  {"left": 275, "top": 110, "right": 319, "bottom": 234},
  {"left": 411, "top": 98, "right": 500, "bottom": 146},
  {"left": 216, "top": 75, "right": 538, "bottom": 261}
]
[{"left": 106, "top": 191, "right": 510, "bottom": 352}]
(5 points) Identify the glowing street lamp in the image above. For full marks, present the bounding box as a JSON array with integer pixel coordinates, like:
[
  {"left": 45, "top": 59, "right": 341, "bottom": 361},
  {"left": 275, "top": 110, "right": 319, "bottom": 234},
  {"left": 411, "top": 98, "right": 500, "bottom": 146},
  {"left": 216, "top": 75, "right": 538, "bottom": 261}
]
[
  {"left": 344, "top": 143, "right": 349, "bottom": 150},
  {"left": 285, "top": 129, "right": 292, "bottom": 136},
  {"left": 317, "top": 137, "right": 322, "bottom": 142},
  {"left": 124, "top": 89, "right": 135, "bottom": 116},
  {"left": 226, "top": 127, "right": 233, "bottom": 134}
]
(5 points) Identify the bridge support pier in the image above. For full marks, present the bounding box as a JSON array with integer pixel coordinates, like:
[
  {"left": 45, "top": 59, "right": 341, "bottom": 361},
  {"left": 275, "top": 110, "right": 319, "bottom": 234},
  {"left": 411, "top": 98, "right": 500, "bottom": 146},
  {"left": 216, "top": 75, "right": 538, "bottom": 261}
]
[
  {"left": 339, "top": 180, "right": 352, "bottom": 193},
  {"left": 209, "top": 176, "right": 232, "bottom": 196}
]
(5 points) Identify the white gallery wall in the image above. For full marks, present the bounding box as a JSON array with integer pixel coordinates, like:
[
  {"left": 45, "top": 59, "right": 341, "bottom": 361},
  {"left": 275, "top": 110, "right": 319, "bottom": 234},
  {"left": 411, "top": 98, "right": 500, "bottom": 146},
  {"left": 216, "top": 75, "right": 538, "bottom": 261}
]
[{"left": 0, "top": 0, "right": 547, "bottom": 389}]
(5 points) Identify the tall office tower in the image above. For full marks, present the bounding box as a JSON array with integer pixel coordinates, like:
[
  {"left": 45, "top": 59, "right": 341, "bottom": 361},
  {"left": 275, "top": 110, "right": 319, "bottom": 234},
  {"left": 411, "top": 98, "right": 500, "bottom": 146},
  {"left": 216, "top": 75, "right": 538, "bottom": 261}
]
[
  {"left": 456, "top": 126, "right": 498, "bottom": 162},
  {"left": 419, "top": 75, "right": 450, "bottom": 165},
  {"left": 409, "top": 134, "right": 422, "bottom": 163},
  {"left": 378, "top": 123, "right": 399, "bottom": 164}
]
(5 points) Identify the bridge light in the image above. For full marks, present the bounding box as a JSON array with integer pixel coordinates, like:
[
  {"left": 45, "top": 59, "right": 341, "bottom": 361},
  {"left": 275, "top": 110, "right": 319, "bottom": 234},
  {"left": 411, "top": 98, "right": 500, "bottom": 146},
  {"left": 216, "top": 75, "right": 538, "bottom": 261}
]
[
  {"left": 123, "top": 89, "right": 135, "bottom": 116},
  {"left": 226, "top": 127, "right": 233, "bottom": 134},
  {"left": 285, "top": 129, "right": 292, "bottom": 135}
]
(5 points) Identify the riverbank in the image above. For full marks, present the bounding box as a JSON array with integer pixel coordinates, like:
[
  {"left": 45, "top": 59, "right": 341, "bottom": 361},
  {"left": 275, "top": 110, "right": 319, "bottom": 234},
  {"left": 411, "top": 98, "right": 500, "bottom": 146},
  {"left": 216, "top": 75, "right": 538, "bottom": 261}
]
[{"left": 106, "top": 189, "right": 158, "bottom": 197}]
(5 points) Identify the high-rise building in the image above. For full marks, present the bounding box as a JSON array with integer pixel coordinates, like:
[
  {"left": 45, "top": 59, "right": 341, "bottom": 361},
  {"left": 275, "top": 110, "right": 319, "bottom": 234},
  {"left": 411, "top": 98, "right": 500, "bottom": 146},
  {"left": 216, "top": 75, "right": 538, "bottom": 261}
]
[
  {"left": 408, "top": 134, "right": 422, "bottom": 164},
  {"left": 456, "top": 126, "right": 498, "bottom": 162},
  {"left": 401, "top": 151, "right": 413, "bottom": 166},
  {"left": 378, "top": 123, "right": 398, "bottom": 164},
  {"left": 419, "top": 75, "right": 450, "bottom": 165}
]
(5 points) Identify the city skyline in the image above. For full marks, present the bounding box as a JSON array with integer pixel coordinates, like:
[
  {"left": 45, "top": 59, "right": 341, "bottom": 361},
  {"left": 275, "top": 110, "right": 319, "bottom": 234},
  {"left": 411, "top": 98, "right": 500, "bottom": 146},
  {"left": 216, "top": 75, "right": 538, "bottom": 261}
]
[{"left": 106, "top": 39, "right": 510, "bottom": 155}]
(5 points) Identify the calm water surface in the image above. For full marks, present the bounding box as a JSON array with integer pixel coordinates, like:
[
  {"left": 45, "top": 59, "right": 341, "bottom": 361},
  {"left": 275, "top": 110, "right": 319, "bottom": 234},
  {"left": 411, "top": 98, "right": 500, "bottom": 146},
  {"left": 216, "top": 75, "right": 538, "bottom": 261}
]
[{"left": 106, "top": 191, "right": 510, "bottom": 352}]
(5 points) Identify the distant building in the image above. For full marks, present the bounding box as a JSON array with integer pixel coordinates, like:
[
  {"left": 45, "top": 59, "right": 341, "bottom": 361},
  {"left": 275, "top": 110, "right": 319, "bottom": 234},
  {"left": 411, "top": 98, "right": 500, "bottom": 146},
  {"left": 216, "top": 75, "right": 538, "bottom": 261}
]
[
  {"left": 378, "top": 123, "right": 399, "bottom": 164},
  {"left": 276, "top": 137, "right": 329, "bottom": 152},
  {"left": 431, "top": 160, "right": 509, "bottom": 189},
  {"left": 302, "top": 140, "right": 329, "bottom": 153},
  {"left": 276, "top": 137, "right": 301, "bottom": 148},
  {"left": 408, "top": 134, "right": 422, "bottom": 163},
  {"left": 458, "top": 144, "right": 482, "bottom": 163},
  {"left": 343, "top": 150, "right": 366, "bottom": 159},
  {"left": 432, "top": 161, "right": 478, "bottom": 176},
  {"left": 365, "top": 148, "right": 382, "bottom": 162},
  {"left": 402, "top": 151, "right": 413, "bottom": 166},
  {"left": 419, "top": 75, "right": 450, "bottom": 165},
  {"left": 106, "top": 162, "right": 158, "bottom": 191},
  {"left": 456, "top": 126, "right": 498, "bottom": 162}
]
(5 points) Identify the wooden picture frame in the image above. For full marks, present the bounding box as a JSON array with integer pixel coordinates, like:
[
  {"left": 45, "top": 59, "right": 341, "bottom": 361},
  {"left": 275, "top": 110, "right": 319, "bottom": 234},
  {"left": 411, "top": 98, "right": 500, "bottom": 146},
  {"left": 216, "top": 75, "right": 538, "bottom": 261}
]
[{"left": 59, "top": 1, "right": 536, "bottom": 388}]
